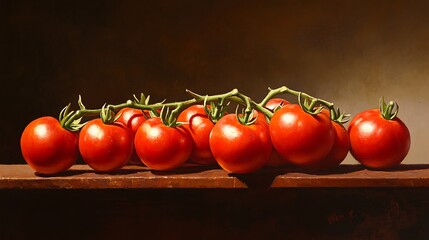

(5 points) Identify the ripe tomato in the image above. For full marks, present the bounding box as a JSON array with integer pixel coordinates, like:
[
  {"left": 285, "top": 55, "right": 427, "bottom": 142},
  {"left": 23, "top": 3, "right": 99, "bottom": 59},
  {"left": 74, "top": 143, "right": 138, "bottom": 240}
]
[
  {"left": 306, "top": 122, "right": 350, "bottom": 171},
  {"left": 209, "top": 113, "right": 272, "bottom": 174},
  {"left": 348, "top": 109, "right": 410, "bottom": 169},
  {"left": 263, "top": 98, "right": 290, "bottom": 167},
  {"left": 177, "top": 105, "right": 216, "bottom": 165},
  {"left": 265, "top": 98, "right": 290, "bottom": 112},
  {"left": 134, "top": 117, "right": 193, "bottom": 171},
  {"left": 115, "top": 108, "right": 147, "bottom": 165},
  {"left": 20, "top": 116, "right": 78, "bottom": 175},
  {"left": 79, "top": 119, "right": 134, "bottom": 172},
  {"left": 269, "top": 104, "right": 335, "bottom": 167}
]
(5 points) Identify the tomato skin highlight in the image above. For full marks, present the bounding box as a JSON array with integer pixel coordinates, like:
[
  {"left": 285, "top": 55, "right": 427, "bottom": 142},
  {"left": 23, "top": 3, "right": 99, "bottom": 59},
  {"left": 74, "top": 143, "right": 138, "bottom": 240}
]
[
  {"left": 134, "top": 117, "right": 193, "bottom": 171},
  {"left": 115, "top": 108, "right": 147, "bottom": 165},
  {"left": 177, "top": 105, "right": 216, "bottom": 165},
  {"left": 79, "top": 119, "right": 134, "bottom": 172},
  {"left": 209, "top": 113, "right": 272, "bottom": 174},
  {"left": 348, "top": 109, "right": 410, "bottom": 169},
  {"left": 20, "top": 116, "right": 78, "bottom": 175},
  {"left": 269, "top": 104, "right": 335, "bottom": 167}
]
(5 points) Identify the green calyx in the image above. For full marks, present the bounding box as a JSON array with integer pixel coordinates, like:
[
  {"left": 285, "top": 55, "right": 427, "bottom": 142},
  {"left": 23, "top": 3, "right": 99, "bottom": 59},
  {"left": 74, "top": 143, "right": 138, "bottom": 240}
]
[
  {"left": 100, "top": 104, "right": 119, "bottom": 124},
  {"left": 203, "top": 96, "right": 229, "bottom": 123},
  {"left": 235, "top": 105, "right": 257, "bottom": 126},
  {"left": 379, "top": 97, "right": 399, "bottom": 120},
  {"left": 330, "top": 107, "right": 350, "bottom": 124},
  {"left": 59, "top": 95, "right": 86, "bottom": 131},
  {"left": 160, "top": 104, "right": 184, "bottom": 127},
  {"left": 298, "top": 92, "right": 324, "bottom": 115}
]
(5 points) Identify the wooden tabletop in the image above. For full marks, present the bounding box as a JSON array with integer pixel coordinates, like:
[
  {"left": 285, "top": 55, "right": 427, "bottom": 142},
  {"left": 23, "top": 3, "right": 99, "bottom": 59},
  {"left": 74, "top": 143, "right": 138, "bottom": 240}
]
[{"left": 1, "top": 164, "right": 429, "bottom": 189}]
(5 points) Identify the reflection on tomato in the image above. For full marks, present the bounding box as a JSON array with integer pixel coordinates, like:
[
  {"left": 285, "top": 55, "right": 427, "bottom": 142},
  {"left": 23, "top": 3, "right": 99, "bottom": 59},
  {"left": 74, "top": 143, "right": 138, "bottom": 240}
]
[
  {"left": 79, "top": 119, "right": 134, "bottom": 172},
  {"left": 20, "top": 116, "right": 79, "bottom": 175},
  {"left": 348, "top": 109, "right": 410, "bottom": 169},
  {"left": 134, "top": 117, "right": 193, "bottom": 171},
  {"left": 270, "top": 104, "right": 335, "bottom": 167},
  {"left": 210, "top": 113, "right": 272, "bottom": 174}
]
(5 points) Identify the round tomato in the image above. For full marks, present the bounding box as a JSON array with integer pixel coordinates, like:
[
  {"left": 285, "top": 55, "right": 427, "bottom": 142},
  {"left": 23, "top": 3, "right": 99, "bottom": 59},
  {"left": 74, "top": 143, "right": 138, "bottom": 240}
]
[
  {"left": 115, "top": 108, "right": 147, "bottom": 165},
  {"left": 269, "top": 104, "right": 335, "bottom": 166},
  {"left": 348, "top": 109, "right": 410, "bottom": 169},
  {"left": 134, "top": 117, "right": 193, "bottom": 171},
  {"left": 263, "top": 98, "right": 290, "bottom": 167},
  {"left": 209, "top": 113, "right": 272, "bottom": 174},
  {"left": 79, "top": 118, "right": 134, "bottom": 172},
  {"left": 306, "top": 120, "right": 350, "bottom": 170},
  {"left": 20, "top": 116, "right": 78, "bottom": 175},
  {"left": 177, "top": 105, "right": 216, "bottom": 165}
]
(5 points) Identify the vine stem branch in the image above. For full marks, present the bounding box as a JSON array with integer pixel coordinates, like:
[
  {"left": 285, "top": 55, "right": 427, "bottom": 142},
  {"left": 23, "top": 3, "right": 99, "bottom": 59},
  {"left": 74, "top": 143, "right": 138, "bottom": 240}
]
[{"left": 61, "top": 86, "right": 337, "bottom": 130}]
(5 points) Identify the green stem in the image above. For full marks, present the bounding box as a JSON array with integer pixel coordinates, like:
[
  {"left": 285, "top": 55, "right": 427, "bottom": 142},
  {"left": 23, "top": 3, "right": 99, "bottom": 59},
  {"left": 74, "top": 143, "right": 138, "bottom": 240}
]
[{"left": 62, "top": 86, "right": 338, "bottom": 130}]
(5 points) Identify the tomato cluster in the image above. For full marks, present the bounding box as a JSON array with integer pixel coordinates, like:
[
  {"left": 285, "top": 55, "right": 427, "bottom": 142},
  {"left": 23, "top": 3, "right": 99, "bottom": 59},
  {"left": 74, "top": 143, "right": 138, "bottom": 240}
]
[{"left": 20, "top": 89, "right": 411, "bottom": 175}]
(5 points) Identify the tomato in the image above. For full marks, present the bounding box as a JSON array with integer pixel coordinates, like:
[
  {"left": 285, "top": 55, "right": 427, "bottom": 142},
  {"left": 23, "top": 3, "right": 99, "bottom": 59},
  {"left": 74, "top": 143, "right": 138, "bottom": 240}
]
[
  {"left": 209, "top": 113, "right": 272, "bottom": 174},
  {"left": 265, "top": 98, "right": 290, "bottom": 112},
  {"left": 116, "top": 108, "right": 147, "bottom": 133},
  {"left": 177, "top": 105, "right": 216, "bottom": 165},
  {"left": 302, "top": 109, "right": 350, "bottom": 171},
  {"left": 20, "top": 116, "right": 78, "bottom": 175},
  {"left": 115, "top": 108, "right": 147, "bottom": 165},
  {"left": 269, "top": 104, "right": 335, "bottom": 167},
  {"left": 348, "top": 109, "right": 410, "bottom": 169},
  {"left": 79, "top": 118, "right": 134, "bottom": 172},
  {"left": 134, "top": 117, "right": 193, "bottom": 171},
  {"left": 263, "top": 98, "right": 290, "bottom": 167}
]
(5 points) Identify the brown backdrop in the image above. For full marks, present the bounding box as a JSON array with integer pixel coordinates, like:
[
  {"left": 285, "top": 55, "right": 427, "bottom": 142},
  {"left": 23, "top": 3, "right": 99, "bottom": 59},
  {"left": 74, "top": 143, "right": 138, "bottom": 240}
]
[{"left": 2, "top": 0, "right": 428, "bottom": 164}]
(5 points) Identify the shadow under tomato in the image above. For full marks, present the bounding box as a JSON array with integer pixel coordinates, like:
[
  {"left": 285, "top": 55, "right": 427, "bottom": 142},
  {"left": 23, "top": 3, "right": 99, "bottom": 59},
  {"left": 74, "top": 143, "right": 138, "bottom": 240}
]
[
  {"left": 287, "top": 164, "right": 367, "bottom": 176},
  {"left": 150, "top": 163, "right": 220, "bottom": 175},
  {"left": 34, "top": 167, "right": 150, "bottom": 177}
]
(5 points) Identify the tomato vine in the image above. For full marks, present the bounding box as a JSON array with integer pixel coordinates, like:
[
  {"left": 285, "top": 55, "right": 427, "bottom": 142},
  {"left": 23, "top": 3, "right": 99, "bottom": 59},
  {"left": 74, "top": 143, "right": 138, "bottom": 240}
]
[{"left": 59, "top": 86, "right": 345, "bottom": 131}]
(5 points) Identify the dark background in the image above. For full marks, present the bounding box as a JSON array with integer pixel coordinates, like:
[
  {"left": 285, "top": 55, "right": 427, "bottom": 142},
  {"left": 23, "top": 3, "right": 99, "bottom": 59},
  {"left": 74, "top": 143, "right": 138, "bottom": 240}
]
[{"left": 1, "top": 0, "right": 428, "bottom": 164}]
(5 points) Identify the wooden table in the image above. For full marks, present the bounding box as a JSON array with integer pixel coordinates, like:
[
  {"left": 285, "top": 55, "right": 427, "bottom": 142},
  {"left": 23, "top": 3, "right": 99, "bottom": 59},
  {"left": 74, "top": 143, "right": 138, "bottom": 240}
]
[{"left": 1, "top": 164, "right": 429, "bottom": 239}]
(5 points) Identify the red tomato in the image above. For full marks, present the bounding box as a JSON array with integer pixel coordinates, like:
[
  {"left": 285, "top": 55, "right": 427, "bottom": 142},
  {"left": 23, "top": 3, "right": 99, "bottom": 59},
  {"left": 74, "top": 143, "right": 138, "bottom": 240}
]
[
  {"left": 134, "top": 117, "right": 193, "bottom": 171},
  {"left": 177, "top": 105, "right": 216, "bottom": 165},
  {"left": 20, "top": 116, "right": 78, "bottom": 175},
  {"left": 265, "top": 98, "right": 290, "bottom": 112},
  {"left": 116, "top": 108, "right": 147, "bottom": 133},
  {"left": 79, "top": 119, "right": 134, "bottom": 172},
  {"left": 115, "top": 108, "right": 147, "bottom": 165},
  {"left": 209, "top": 113, "right": 272, "bottom": 174},
  {"left": 263, "top": 98, "right": 290, "bottom": 167},
  {"left": 269, "top": 104, "right": 335, "bottom": 167},
  {"left": 306, "top": 121, "right": 350, "bottom": 170},
  {"left": 348, "top": 109, "right": 410, "bottom": 169},
  {"left": 303, "top": 109, "right": 350, "bottom": 171}
]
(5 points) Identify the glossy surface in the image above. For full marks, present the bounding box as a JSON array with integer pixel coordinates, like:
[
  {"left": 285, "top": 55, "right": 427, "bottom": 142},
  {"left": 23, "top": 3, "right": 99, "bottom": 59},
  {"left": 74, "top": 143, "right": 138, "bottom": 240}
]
[
  {"left": 20, "top": 116, "right": 78, "bottom": 175},
  {"left": 134, "top": 117, "right": 192, "bottom": 170},
  {"left": 209, "top": 114, "right": 272, "bottom": 174},
  {"left": 79, "top": 119, "right": 134, "bottom": 172},
  {"left": 177, "top": 105, "right": 216, "bottom": 165},
  {"left": 348, "top": 109, "right": 411, "bottom": 169},
  {"left": 270, "top": 104, "right": 335, "bottom": 166}
]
